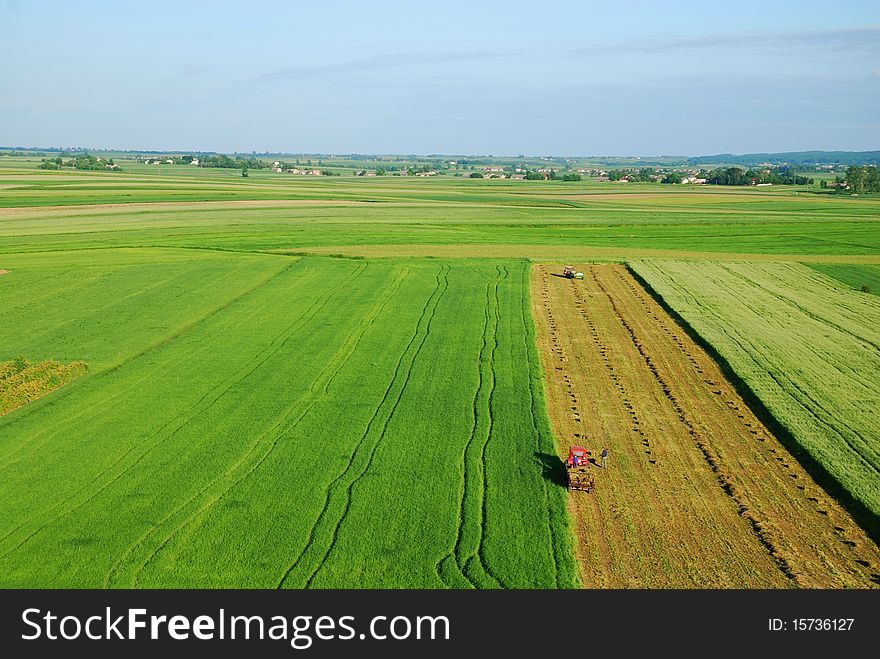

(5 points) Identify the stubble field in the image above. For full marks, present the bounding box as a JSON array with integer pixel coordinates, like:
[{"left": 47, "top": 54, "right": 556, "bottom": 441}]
[{"left": 532, "top": 264, "right": 879, "bottom": 587}]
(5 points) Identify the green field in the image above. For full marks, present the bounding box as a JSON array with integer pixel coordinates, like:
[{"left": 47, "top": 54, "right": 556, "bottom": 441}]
[
  {"left": 808, "top": 264, "right": 880, "bottom": 296},
  {"left": 1, "top": 160, "right": 878, "bottom": 587},
  {"left": 631, "top": 260, "right": 880, "bottom": 531},
  {"left": 0, "top": 250, "right": 575, "bottom": 587}
]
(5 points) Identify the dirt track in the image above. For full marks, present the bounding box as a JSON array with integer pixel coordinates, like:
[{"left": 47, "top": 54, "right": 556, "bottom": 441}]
[
  {"left": 0, "top": 199, "right": 366, "bottom": 218},
  {"left": 532, "top": 264, "right": 880, "bottom": 588},
  {"left": 289, "top": 245, "right": 880, "bottom": 264}
]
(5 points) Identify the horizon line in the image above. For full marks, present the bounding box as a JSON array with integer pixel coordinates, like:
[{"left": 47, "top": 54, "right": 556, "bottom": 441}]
[{"left": 2, "top": 145, "right": 879, "bottom": 160}]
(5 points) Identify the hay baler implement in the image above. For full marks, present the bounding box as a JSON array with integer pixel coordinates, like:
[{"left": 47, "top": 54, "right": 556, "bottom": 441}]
[
  {"left": 565, "top": 446, "right": 595, "bottom": 493},
  {"left": 562, "top": 266, "right": 584, "bottom": 279}
]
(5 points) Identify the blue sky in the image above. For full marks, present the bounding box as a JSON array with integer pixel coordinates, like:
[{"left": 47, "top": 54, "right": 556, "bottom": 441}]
[{"left": 2, "top": 0, "right": 878, "bottom": 155}]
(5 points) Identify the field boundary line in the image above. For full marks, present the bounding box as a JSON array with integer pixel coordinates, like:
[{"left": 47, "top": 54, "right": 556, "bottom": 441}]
[{"left": 524, "top": 265, "right": 573, "bottom": 587}]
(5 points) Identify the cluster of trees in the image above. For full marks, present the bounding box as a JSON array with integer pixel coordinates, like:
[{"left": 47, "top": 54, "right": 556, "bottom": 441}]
[
  {"left": 839, "top": 165, "right": 880, "bottom": 194},
  {"left": 703, "top": 166, "right": 812, "bottom": 186},
  {"left": 468, "top": 170, "right": 582, "bottom": 181},
  {"left": 608, "top": 168, "right": 655, "bottom": 182},
  {"left": 199, "top": 155, "right": 267, "bottom": 169},
  {"left": 523, "top": 170, "right": 582, "bottom": 180},
  {"left": 1, "top": 150, "right": 50, "bottom": 157},
  {"left": 702, "top": 167, "right": 753, "bottom": 185},
  {"left": 39, "top": 155, "right": 121, "bottom": 171},
  {"left": 135, "top": 155, "right": 196, "bottom": 164},
  {"left": 661, "top": 166, "right": 812, "bottom": 186},
  {"left": 277, "top": 158, "right": 327, "bottom": 169}
]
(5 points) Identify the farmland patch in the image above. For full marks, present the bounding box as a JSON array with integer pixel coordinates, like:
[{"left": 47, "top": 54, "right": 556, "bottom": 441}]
[
  {"left": 808, "top": 263, "right": 880, "bottom": 296},
  {"left": 0, "top": 253, "right": 576, "bottom": 588},
  {"left": 1, "top": 357, "right": 87, "bottom": 415},
  {"left": 631, "top": 260, "right": 880, "bottom": 538},
  {"left": 533, "top": 264, "right": 880, "bottom": 587}
]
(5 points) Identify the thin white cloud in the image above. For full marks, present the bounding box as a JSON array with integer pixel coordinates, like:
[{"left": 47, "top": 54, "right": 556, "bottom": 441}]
[
  {"left": 249, "top": 51, "right": 505, "bottom": 83},
  {"left": 569, "top": 26, "right": 880, "bottom": 56}
]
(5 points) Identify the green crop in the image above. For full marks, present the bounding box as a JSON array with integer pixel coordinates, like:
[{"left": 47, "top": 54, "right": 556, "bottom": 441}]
[
  {"left": 0, "top": 251, "right": 577, "bottom": 588},
  {"left": 807, "top": 264, "right": 880, "bottom": 296}
]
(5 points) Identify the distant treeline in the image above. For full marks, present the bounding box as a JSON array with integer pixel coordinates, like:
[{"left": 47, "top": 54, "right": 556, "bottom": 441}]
[
  {"left": 38, "top": 154, "right": 122, "bottom": 172},
  {"left": 198, "top": 155, "right": 268, "bottom": 169},
  {"left": 687, "top": 151, "right": 880, "bottom": 167},
  {"left": 601, "top": 165, "right": 812, "bottom": 185},
  {"left": 700, "top": 166, "right": 813, "bottom": 186},
  {"left": 7, "top": 147, "right": 880, "bottom": 168}
]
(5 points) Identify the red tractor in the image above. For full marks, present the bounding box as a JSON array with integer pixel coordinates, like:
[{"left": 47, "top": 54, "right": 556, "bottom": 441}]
[
  {"left": 562, "top": 266, "right": 584, "bottom": 279},
  {"left": 565, "top": 446, "right": 595, "bottom": 493}
]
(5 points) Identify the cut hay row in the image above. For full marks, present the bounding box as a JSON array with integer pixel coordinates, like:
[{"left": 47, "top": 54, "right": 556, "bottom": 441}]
[{"left": 631, "top": 260, "right": 880, "bottom": 533}]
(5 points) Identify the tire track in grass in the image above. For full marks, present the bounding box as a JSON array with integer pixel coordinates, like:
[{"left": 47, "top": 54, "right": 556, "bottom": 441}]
[
  {"left": 107, "top": 264, "right": 407, "bottom": 587},
  {"left": 437, "top": 268, "right": 492, "bottom": 589},
  {"left": 128, "top": 266, "right": 411, "bottom": 586},
  {"left": 591, "top": 268, "right": 800, "bottom": 585},
  {"left": 468, "top": 265, "right": 507, "bottom": 587},
  {"left": 438, "top": 265, "right": 504, "bottom": 588},
  {"left": 297, "top": 265, "right": 450, "bottom": 588},
  {"left": 0, "top": 259, "right": 354, "bottom": 558},
  {"left": 0, "top": 257, "right": 295, "bottom": 468},
  {"left": 277, "top": 265, "right": 450, "bottom": 589}
]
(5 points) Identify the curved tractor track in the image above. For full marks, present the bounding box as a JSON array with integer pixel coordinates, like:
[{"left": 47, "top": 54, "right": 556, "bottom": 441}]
[{"left": 533, "top": 263, "right": 880, "bottom": 588}]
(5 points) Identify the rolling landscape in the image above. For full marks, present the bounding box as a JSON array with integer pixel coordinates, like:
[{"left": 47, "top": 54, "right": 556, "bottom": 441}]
[{"left": 0, "top": 155, "right": 878, "bottom": 587}]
